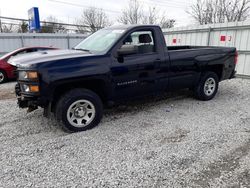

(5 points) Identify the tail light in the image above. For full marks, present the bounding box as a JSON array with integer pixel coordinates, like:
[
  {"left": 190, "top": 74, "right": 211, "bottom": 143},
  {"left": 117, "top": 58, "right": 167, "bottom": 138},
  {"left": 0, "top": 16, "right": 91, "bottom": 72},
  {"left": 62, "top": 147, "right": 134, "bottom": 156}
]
[{"left": 235, "top": 51, "right": 238, "bottom": 65}]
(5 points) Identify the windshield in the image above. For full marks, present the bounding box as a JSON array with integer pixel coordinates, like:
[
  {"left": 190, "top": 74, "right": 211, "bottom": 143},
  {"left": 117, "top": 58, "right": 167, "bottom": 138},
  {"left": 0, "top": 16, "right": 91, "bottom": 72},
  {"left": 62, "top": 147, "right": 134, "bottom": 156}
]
[
  {"left": 0, "top": 48, "right": 23, "bottom": 60},
  {"left": 74, "top": 29, "right": 125, "bottom": 54},
  {"left": 0, "top": 53, "right": 8, "bottom": 59},
  {"left": 0, "top": 51, "right": 15, "bottom": 60}
]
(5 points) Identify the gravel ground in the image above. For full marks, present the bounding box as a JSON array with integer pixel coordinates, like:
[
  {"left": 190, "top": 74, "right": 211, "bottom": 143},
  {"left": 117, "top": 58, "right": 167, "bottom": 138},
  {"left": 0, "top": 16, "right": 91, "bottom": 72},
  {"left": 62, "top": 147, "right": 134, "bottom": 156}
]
[{"left": 0, "top": 79, "right": 249, "bottom": 187}]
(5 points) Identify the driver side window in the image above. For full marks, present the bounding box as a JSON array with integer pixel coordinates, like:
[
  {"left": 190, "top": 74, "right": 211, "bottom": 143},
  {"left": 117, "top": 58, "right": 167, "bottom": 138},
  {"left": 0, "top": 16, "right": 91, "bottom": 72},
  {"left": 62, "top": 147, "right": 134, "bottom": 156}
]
[{"left": 123, "top": 30, "right": 156, "bottom": 54}]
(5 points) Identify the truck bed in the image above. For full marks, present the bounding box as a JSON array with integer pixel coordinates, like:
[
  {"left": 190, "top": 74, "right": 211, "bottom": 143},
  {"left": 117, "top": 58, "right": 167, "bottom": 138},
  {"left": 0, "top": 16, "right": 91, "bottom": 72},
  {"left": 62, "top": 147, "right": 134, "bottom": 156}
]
[{"left": 167, "top": 45, "right": 236, "bottom": 53}]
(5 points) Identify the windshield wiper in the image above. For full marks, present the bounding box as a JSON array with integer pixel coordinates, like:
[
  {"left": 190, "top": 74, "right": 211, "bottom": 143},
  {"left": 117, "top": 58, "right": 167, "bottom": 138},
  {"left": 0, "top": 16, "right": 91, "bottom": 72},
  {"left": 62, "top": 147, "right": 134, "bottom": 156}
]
[{"left": 73, "top": 48, "right": 91, "bottom": 53}]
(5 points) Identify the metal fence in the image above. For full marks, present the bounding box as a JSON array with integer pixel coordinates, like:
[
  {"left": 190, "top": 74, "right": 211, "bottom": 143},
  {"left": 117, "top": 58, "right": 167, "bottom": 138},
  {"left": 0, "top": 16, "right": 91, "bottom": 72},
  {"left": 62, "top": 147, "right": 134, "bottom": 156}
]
[
  {"left": 162, "top": 21, "right": 250, "bottom": 77},
  {"left": 0, "top": 33, "right": 87, "bottom": 56},
  {"left": 1, "top": 23, "right": 250, "bottom": 77}
]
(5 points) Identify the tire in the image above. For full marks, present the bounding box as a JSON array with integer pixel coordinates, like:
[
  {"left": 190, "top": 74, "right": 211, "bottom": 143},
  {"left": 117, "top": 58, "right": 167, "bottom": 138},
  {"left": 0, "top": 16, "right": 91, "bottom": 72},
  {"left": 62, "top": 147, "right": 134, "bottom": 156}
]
[
  {"left": 194, "top": 71, "right": 219, "bottom": 101},
  {"left": 0, "top": 70, "right": 7, "bottom": 84},
  {"left": 55, "top": 88, "right": 103, "bottom": 132}
]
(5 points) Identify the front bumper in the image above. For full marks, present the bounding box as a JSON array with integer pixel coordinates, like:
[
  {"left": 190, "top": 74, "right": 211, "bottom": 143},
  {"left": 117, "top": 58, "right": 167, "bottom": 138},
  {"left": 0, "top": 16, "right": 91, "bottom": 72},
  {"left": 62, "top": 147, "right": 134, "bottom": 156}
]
[{"left": 15, "top": 83, "right": 39, "bottom": 108}]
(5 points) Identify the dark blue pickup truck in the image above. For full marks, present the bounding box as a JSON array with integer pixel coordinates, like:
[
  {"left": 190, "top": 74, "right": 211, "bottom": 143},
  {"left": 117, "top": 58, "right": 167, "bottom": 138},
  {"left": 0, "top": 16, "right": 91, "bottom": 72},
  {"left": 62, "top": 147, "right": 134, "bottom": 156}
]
[{"left": 13, "top": 25, "right": 237, "bottom": 132}]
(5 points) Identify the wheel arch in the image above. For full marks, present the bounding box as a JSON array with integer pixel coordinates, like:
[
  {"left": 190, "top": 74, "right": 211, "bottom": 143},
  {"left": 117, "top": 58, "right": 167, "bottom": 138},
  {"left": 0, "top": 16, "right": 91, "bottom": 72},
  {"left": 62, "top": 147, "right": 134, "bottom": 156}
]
[
  {"left": 50, "top": 78, "right": 110, "bottom": 112},
  {"left": 203, "top": 64, "right": 223, "bottom": 81}
]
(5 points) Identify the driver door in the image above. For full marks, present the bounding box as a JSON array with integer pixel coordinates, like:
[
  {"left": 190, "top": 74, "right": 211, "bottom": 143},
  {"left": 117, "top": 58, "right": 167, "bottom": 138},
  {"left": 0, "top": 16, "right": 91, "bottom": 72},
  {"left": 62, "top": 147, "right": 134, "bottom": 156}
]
[{"left": 111, "top": 30, "right": 160, "bottom": 100}]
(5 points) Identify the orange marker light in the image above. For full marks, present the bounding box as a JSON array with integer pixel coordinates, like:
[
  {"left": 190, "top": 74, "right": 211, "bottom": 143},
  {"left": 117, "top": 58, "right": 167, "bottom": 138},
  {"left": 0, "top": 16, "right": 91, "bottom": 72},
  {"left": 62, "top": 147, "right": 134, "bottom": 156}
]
[{"left": 29, "top": 85, "right": 39, "bottom": 92}]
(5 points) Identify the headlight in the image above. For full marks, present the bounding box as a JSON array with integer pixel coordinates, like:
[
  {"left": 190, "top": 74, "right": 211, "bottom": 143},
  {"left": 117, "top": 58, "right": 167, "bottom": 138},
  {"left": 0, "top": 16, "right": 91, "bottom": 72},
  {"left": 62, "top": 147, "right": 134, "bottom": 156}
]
[
  {"left": 22, "top": 84, "right": 39, "bottom": 92},
  {"left": 23, "top": 84, "right": 29, "bottom": 92},
  {"left": 19, "top": 71, "right": 38, "bottom": 80}
]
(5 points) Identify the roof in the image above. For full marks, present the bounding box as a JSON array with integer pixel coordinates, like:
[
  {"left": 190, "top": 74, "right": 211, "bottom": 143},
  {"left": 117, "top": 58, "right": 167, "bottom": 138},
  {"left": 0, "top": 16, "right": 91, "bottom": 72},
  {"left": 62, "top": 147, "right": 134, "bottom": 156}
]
[{"left": 106, "top": 24, "right": 161, "bottom": 30}]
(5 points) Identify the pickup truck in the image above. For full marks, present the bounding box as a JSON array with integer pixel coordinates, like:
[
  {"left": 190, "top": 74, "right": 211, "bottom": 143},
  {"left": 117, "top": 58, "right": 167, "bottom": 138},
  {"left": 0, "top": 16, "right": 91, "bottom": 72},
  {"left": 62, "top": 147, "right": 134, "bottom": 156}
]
[{"left": 13, "top": 25, "right": 237, "bottom": 132}]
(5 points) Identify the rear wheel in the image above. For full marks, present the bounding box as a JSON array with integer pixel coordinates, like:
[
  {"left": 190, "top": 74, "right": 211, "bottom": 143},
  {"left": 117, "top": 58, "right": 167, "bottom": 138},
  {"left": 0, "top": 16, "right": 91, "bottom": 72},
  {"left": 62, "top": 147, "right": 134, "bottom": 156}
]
[
  {"left": 55, "top": 88, "right": 103, "bottom": 132},
  {"left": 0, "top": 70, "right": 7, "bottom": 84},
  {"left": 194, "top": 71, "right": 219, "bottom": 101}
]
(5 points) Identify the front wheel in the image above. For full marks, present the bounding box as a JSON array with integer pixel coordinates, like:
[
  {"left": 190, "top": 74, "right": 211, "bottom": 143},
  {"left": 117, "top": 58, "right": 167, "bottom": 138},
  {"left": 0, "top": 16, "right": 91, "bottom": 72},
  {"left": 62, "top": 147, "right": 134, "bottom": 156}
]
[
  {"left": 194, "top": 72, "right": 219, "bottom": 101},
  {"left": 55, "top": 88, "right": 103, "bottom": 132}
]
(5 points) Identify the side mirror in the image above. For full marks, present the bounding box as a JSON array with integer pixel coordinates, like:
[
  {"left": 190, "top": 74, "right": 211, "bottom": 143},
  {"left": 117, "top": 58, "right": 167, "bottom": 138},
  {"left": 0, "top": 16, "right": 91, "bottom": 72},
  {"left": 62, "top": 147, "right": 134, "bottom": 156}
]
[{"left": 117, "top": 44, "right": 138, "bottom": 56}]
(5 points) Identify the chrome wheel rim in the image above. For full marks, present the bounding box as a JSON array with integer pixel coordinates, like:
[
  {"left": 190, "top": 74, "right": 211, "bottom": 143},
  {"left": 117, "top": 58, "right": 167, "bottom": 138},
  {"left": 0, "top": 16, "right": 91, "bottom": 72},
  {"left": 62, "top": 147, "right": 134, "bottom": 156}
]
[
  {"left": 204, "top": 77, "right": 216, "bottom": 96},
  {"left": 67, "top": 99, "right": 96, "bottom": 128},
  {"left": 0, "top": 72, "right": 4, "bottom": 83}
]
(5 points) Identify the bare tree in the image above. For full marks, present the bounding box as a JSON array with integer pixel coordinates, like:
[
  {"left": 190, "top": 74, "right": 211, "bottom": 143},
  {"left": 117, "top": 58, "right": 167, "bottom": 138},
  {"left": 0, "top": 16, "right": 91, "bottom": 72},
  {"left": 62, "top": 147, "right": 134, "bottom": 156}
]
[
  {"left": 76, "top": 7, "right": 110, "bottom": 34},
  {"left": 118, "top": 0, "right": 143, "bottom": 24},
  {"left": 144, "top": 7, "right": 175, "bottom": 28},
  {"left": 0, "top": 18, "right": 2, "bottom": 33},
  {"left": 142, "top": 7, "right": 158, "bottom": 24},
  {"left": 0, "top": 18, "right": 16, "bottom": 33},
  {"left": 188, "top": 0, "right": 250, "bottom": 24},
  {"left": 224, "top": 0, "right": 250, "bottom": 21},
  {"left": 119, "top": 0, "right": 175, "bottom": 28},
  {"left": 40, "top": 16, "right": 66, "bottom": 33},
  {"left": 160, "top": 18, "right": 175, "bottom": 28},
  {"left": 0, "top": 23, "right": 15, "bottom": 33}
]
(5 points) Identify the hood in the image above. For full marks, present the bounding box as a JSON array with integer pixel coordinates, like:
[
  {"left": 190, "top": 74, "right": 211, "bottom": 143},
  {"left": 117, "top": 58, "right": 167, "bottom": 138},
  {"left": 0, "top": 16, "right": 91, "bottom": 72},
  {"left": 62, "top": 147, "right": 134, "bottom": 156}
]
[{"left": 8, "top": 49, "right": 94, "bottom": 67}]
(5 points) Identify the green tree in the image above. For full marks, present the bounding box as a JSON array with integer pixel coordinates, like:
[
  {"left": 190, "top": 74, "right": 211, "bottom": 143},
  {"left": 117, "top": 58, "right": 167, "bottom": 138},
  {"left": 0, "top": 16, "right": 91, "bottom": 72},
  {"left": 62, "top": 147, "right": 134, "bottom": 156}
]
[{"left": 18, "top": 21, "right": 28, "bottom": 33}]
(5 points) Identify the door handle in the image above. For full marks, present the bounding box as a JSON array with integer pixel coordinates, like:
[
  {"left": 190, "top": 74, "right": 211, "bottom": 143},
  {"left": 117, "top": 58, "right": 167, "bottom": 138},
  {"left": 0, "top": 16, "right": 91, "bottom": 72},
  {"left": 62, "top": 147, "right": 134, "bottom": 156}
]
[
  {"left": 154, "top": 58, "right": 161, "bottom": 63},
  {"left": 141, "top": 80, "right": 154, "bottom": 84}
]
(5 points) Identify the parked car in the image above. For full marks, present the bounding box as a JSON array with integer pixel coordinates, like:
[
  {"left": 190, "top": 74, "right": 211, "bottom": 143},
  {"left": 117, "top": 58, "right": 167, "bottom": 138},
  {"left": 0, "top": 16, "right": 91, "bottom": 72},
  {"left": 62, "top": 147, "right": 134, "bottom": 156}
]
[
  {"left": 0, "top": 46, "right": 57, "bottom": 83},
  {"left": 13, "top": 25, "right": 237, "bottom": 132}
]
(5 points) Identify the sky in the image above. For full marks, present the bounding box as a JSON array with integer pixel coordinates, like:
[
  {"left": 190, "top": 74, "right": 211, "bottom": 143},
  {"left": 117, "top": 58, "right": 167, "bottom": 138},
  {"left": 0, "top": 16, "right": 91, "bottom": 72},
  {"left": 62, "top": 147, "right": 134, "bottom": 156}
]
[{"left": 0, "top": 0, "right": 197, "bottom": 27}]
